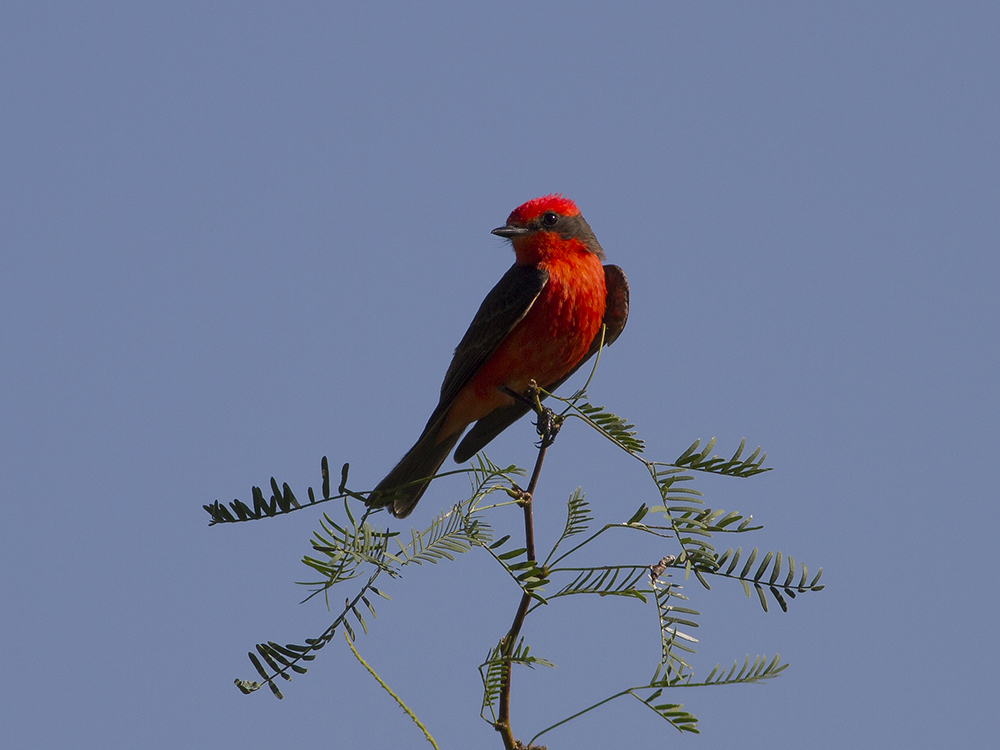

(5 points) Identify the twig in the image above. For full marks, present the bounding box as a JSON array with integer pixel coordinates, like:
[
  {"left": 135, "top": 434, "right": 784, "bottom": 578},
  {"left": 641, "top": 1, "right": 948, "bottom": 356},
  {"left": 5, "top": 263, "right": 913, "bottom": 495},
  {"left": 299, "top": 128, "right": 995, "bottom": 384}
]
[{"left": 345, "top": 632, "right": 440, "bottom": 750}]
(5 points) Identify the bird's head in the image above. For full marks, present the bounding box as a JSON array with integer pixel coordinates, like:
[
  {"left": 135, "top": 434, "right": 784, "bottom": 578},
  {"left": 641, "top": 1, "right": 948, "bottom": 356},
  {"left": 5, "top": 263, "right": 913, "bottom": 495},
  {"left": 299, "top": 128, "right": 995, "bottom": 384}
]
[{"left": 492, "top": 194, "right": 605, "bottom": 263}]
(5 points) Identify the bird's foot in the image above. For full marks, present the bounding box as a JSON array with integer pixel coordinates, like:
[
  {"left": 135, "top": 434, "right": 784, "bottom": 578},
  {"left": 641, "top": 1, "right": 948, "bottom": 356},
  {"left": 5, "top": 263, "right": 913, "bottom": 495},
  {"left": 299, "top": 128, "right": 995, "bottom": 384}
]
[{"left": 534, "top": 406, "right": 561, "bottom": 448}]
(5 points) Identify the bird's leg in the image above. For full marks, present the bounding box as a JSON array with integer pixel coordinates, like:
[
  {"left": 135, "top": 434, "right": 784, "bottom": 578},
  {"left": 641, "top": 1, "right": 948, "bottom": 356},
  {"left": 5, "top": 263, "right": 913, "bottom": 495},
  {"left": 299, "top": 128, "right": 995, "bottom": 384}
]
[{"left": 499, "top": 383, "right": 537, "bottom": 410}]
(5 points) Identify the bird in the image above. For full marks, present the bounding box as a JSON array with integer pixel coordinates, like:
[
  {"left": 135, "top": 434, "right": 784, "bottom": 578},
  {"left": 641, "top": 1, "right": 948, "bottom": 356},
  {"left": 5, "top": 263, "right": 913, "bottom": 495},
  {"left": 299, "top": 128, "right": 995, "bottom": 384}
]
[{"left": 367, "top": 194, "right": 629, "bottom": 518}]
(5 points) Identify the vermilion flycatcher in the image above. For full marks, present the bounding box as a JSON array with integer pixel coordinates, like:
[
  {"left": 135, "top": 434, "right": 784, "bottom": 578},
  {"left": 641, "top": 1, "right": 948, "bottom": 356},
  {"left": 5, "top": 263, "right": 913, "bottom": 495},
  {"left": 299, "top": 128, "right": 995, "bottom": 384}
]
[{"left": 368, "top": 195, "right": 629, "bottom": 518}]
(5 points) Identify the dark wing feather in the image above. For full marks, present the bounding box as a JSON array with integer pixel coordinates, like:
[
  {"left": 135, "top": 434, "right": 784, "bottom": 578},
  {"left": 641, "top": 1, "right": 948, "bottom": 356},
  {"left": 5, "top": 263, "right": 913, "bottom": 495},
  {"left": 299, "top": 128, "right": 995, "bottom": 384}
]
[
  {"left": 454, "top": 402, "right": 530, "bottom": 463},
  {"left": 420, "top": 263, "right": 548, "bottom": 437},
  {"left": 368, "top": 263, "right": 548, "bottom": 517},
  {"left": 453, "top": 264, "right": 629, "bottom": 463}
]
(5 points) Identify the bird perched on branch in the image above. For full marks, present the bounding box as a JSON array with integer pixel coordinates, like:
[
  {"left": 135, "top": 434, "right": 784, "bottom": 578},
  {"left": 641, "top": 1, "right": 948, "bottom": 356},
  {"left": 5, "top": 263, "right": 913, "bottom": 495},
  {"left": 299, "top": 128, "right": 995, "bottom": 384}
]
[{"left": 368, "top": 195, "right": 629, "bottom": 518}]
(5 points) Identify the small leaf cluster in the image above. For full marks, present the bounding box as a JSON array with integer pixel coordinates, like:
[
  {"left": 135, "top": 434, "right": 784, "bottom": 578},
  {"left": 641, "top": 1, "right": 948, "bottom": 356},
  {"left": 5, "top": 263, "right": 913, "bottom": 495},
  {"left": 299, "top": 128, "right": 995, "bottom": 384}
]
[
  {"left": 204, "top": 456, "right": 354, "bottom": 525},
  {"left": 480, "top": 637, "right": 555, "bottom": 724},
  {"left": 715, "top": 547, "right": 825, "bottom": 612},
  {"left": 675, "top": 437, "right": 770, "bottom": 477},
  {"left": 561, "top": 398, "right": 645, "bottom": 453},
  {"left": 236, "top": 575, "right": 389, "bottom": 699}
]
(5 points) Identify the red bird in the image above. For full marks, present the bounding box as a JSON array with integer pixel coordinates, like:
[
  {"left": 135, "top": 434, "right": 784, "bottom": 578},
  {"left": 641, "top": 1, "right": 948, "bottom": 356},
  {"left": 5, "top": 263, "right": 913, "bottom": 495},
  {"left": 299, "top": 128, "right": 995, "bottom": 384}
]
[{"left": 368, "top": 195, "right": 629, "bottom": 518}]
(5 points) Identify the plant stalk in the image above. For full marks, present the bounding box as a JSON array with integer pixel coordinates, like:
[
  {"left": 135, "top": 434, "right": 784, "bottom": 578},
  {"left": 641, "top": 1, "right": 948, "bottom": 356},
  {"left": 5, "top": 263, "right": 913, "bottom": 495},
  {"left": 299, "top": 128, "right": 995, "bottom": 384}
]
[{"left": 495, "top": 407, "right": 552, "bottom": 750}]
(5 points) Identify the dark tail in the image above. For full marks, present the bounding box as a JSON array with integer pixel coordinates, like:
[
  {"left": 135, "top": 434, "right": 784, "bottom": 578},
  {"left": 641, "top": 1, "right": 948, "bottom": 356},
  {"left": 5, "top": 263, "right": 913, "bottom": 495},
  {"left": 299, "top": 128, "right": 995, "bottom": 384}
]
[{"left": 368, "top": 430, "right": 461, "bottom": 519}]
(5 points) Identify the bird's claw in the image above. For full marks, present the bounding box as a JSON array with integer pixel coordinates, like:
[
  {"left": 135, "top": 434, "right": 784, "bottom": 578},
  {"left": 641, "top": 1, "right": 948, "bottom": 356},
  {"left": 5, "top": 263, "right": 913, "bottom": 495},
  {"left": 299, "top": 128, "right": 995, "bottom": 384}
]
[{"left": 534, "top": 406, "right": 561, "bottom": 448}]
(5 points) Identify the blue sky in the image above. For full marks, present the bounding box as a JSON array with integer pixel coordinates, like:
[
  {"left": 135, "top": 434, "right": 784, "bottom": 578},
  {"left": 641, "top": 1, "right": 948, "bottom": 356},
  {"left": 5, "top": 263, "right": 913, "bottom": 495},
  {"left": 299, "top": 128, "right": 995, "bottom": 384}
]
[{"left": 2, "top": 3, "right": 998, "bottom": 748}]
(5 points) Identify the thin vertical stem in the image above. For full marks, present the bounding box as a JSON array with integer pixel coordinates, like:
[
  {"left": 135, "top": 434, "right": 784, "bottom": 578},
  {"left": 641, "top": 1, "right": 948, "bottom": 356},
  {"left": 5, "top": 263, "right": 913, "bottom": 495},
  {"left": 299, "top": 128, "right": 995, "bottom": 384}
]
[{"left": 495, "top": 405, "right": 553, "bottom": 750}]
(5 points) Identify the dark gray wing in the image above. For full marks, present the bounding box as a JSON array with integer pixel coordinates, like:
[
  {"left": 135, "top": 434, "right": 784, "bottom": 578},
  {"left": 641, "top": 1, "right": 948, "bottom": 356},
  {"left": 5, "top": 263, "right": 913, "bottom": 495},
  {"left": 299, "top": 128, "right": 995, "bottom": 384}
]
[
  {"left": 415, "top": 263, "right": 548, "bottom": 438},
  {"left": 453, "top": 264, "right": 629, "bottom": 463}
]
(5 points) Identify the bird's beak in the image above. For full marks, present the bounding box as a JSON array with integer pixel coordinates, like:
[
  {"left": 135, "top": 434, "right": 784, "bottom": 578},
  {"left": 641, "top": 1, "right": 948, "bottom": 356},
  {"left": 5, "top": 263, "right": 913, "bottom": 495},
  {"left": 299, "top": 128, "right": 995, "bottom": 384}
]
[{"left": 492, "top": 225, "right": 531, "bottom": 239}]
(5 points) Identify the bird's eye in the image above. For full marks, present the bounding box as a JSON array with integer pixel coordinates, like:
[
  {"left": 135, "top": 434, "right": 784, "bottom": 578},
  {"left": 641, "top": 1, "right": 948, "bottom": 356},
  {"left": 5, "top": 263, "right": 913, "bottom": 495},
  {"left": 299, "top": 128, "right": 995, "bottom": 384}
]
[{"left": 541, "top": 211, "right": 559, "bottom": 227}]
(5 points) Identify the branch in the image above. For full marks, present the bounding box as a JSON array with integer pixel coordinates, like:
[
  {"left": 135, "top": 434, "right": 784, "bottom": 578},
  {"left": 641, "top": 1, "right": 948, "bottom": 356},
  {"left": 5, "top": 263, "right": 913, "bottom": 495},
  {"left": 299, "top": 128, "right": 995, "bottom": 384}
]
[{"left": 495, "top": 388, "right": 554, "bottom": 750}]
